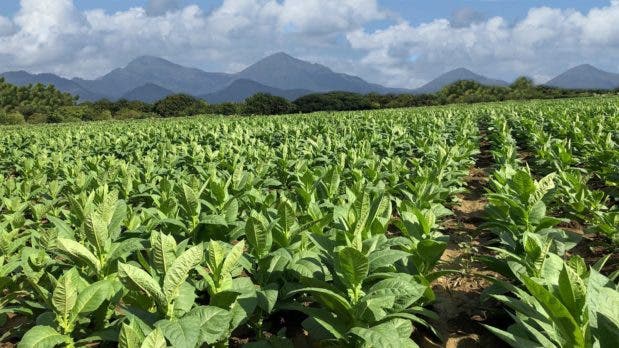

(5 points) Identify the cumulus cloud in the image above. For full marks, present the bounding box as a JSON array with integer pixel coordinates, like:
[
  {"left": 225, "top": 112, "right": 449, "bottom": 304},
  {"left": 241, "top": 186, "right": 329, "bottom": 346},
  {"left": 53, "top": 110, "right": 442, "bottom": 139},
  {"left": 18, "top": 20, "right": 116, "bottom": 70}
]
[
  {"left": 348, "top": 1, "right": 619, "bottom": 87},
  {"left": 0, "top": 16, "right": 14, "bottom": 36},
  {"left": 0, "top": 0, "right": 385, "bottom": 78},
  {"left": 450, "top": 7, "right": 486, "bottom": 28},
  {"left": 0, "top": 0, "right": 618, "bottom": 88},
  {"left": 146, "top": 0, "right": 180, "bottom": 16}
]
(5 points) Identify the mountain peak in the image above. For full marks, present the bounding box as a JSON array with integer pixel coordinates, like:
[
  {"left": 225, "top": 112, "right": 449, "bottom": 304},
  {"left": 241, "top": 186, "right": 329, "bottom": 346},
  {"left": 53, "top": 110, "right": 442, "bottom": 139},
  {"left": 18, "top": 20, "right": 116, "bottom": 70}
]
[
  {"left": 127, "top": 55, "right": 178, "bottom": 68},
  {"left": 416, "top": 68, "right": 508, "bottom": 93},
  {"left": 546, "top": 64, "right": 619, "bottom": 90},
  {"left": 265, "top": 52, "right": 296, "bottom": 60},
  {"left": 450, "top": 67, "right": 474, "bottom": 74}
]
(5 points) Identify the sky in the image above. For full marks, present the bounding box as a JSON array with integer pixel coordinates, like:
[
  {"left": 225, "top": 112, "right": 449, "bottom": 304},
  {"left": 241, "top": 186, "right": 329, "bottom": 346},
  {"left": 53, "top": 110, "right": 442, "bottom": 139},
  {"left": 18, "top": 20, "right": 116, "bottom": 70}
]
[{"left": 0, "top": 0, "right": 618, "bottom": 88}]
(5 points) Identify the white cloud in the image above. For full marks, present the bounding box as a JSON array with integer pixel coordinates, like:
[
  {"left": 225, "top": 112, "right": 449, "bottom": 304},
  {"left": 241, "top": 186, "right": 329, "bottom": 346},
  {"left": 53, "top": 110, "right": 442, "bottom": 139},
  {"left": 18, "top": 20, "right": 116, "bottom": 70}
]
[
  {"left": 0, "top": 16, "right": 14, "bottom": 36},
  {"left": 0, "top": 0, "right": 617, "bottom": 88},
  {"left": 0, "top": 0, "right": 384, "bottom": 78},
  {"left": 146, "top": 0, "right": 180, "bottom": 16},
  {"left": 348, "top": 1, "right": 619, "bottom": 87}
]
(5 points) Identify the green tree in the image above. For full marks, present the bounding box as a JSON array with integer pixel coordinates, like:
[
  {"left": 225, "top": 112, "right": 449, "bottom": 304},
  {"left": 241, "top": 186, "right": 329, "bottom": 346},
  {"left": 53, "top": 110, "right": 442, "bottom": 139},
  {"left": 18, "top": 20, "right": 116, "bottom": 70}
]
[
  {"left": 243, "top": 93, "right": 295, "bottom": 115},
  {"left": 154, "top": 94, "right": 207, "bottom": 117}
]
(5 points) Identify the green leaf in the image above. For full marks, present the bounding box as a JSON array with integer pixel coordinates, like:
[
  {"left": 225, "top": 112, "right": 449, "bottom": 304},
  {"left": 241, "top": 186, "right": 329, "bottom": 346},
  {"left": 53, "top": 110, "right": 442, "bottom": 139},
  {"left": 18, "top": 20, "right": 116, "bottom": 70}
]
[
  {"left": 557, "top": 264, "right": 586, "bottom": 320},
  {"left": 47, "top": 216, "right": 73, "bottom": 238},
  {"left": 85, "top": 213, "right": 109, "bottom": 256},
  {"left": 107, "top": 238, "right": 144, "bottom": 263},
  {"left": 70, "top": 280, "right": 111, "bottom": 320},
  {"left": 118, "top": 262, "right": 167, "bottom": 313},
  {"left": 56, "top": 238, "right": 101, "bottom": 273},
  {"left": 163, "top": 244, "right": 203, "bottom": 301},
  {"left": 521, "top": 275, "right": 584, "bottom": 347},
  {"left": 52, "top": 268, "right": 79, "bottom": 323},
  {"left": 367, "top": 249, "right": 409, "bottom": 272},
  {"left": 119, "top": 322, "right": 144, "bottom": 348},
  {"left": 352, "top": 192, "right": 371, "bottom": 248},
  {"left": 156, "top": 317, "right": 201, "bottom": 348},
  {"left": 221, "top": 240, "right": 244, "bottom": 276},
  {"left": 280, "top": 304, "right": 346, "bottom": 339},
  {"left": 336, "top": 247, "right": 369, "bottom": 291},
  {"left": 349, "top": 322, "right": 401, "bottom": 348},
  {"left": 245, "top": 213, "right": 272, "bottom": 259},
  {"left": 483, "top": 325, "right": 545, "bottom": 348},
  {"left": 18, "top": 326, "right": 69, "bottom": 348},
  {"left": 257, "top": 283, "right": 279, "bottom": 314},
  {"left": 150, "top": 232, "right": 177, "bottom": 275},
  {"left": 180, "top": 184, "right": 200, "bottom": 217},
  {"left": 188, "top": 306, "right": 231, "bottom": 344},
  {"left": 287, "top": 287, "right": 351, "bottom": 320},
  {"left": 140, "top": 328, "right": 167, "bottom": 348}
]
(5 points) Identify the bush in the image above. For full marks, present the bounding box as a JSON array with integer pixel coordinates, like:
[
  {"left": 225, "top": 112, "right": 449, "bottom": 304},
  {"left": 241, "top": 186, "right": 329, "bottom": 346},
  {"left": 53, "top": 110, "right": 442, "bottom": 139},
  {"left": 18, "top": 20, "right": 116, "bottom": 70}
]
[
  {"left": 114, "top": 108, "right": 144, "bottom": 120},
  {"left": 0, "top": 111, "right": 26, "bottom": 125},
  {"left": 206, "top": 102, "right": 241, "bottom": 116},
  {"left": 26, "top": 113, "right": 48, "bottom": 124},
  {"left": 294, "top": 92, "right": 372, "bottom": 113},
  {"left": 154, "top": 94, "right": 207, "bottom": 117},
  {"left": 243, "top": 93, "right": 295, "bottom": 115}
]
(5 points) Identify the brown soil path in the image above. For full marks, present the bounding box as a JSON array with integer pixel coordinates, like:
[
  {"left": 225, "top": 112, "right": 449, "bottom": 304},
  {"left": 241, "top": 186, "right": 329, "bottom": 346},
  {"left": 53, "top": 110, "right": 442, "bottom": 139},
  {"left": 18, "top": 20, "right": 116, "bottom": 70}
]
[{"left": 419, "top": 130, "right": 509, "bottom": 348}]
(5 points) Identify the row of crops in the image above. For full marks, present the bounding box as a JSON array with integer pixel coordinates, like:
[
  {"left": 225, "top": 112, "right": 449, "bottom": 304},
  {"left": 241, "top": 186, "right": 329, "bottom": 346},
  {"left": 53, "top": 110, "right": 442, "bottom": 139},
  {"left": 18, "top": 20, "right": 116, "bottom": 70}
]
[{"left": 0, "top": 98, "right": 617, "bottom": 347}]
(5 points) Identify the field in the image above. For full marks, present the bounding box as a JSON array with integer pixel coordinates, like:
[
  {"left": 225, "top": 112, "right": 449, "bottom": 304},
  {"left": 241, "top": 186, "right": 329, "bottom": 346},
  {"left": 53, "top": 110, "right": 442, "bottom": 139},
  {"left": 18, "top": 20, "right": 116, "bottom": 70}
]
[{"left": 1, "top": 97, "right": 618, "bottom": 347}]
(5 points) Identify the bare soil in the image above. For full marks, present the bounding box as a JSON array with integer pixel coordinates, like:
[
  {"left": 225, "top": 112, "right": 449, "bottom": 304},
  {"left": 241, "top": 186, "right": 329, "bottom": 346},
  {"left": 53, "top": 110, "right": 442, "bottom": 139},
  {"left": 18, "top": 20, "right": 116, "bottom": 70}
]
[{"left": 420, "top": 132, "right": 510, "bottom": 347}]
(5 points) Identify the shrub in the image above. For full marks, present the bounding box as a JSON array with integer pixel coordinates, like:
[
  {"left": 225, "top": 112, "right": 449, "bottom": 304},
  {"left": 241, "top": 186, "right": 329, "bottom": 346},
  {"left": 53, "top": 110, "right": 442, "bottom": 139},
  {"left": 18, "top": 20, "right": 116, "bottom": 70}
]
[
  {"left": 0, "top": 111, "right": 26, "bottom": 125},
  {"left": 26, "top": 113, "right": 49, "bottom": 124},
  {"left": 243, "top": 93, "right": 295, "bottom": 115},
  {"left": 154, "top": 94, "right": 207, "bottom": 117},
  {"left": 114, "top": 108, "right": 144, "bottom": 120}
]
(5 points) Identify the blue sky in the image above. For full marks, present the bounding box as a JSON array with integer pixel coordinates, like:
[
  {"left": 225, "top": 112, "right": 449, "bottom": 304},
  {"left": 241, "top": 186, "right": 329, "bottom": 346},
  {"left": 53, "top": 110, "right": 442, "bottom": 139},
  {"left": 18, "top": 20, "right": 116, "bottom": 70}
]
[
  {"left": 0, "top": 0, "right": 618, "bottom": 87},
  {"left": 0, "top": 1, "right": 611, "bottom": 23}
]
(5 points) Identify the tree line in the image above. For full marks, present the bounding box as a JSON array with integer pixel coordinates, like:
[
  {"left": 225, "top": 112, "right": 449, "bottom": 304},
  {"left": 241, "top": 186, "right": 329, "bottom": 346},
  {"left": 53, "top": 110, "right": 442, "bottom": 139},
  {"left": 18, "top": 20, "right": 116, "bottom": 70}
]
[{"left": 1, "top": 76, "right": 616, "bottom": 125}]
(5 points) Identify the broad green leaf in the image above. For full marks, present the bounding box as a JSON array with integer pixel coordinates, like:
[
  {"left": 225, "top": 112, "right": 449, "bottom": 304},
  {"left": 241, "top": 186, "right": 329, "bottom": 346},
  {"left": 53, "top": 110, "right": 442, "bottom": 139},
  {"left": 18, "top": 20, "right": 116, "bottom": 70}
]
[
  {"left": 336, "top": 247, "right": 369, "bottom": 291},
  {"left": 150, "top": 232, "right": 177, "bottom": 275},
  {"left": 70, "top": 280, "right": 111, "bottom": 320},
  {"left": 349, "top": 322, "right": 401, "bottom": 348},
  {"left": 245, "top": 214, "right": 272, "bottom": 259},
  {"left": 483, "top": 325, "right": 545, "bottom": 348},
  {"left": 140, "top": 328, "right": 167, "bottom": 348},
  {"left": 47, "top": 216, "right": 73, "bottom": 238},
  {"left": 188, "top": 306, "right": 231, "bottom": 344},
  {"left": 85, "top": 213, "right": 109, "bottom": 256},
  {"left": 52, "top": 268, "right": 79, "bottom": 323},
  {"left": 557, "top": 264, "right": 586, "bottom": 320},
  {"left": 163, "top": 244, "right": 203, "bottom": 300},
  {"left": 156, "top": 317, "right": 201, "bottom": 348},
  {"left": 18, "top": 326, "right": 68, "bottom": 348},
  {"left": 119, "top": 322, "right": 144, "bottom": 348},
  {"left": 221, "top": 240, "right": 244, "bottom": 276},
  {"left": 56, "top": 238, "right": 101, "bottom": 273},
  {"left": 521, "top": 275, "right": 584, "bottom": 347},
  {"left": 118, "top": 262, "right": 167, "bottom": 313}
]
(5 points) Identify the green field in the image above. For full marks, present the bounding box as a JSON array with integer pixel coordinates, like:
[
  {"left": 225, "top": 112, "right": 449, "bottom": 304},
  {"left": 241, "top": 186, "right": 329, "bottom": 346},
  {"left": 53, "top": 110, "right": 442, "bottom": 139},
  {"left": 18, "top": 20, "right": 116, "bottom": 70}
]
[{"left": 1, "top": 98, "right": 618, "bottom": 347}]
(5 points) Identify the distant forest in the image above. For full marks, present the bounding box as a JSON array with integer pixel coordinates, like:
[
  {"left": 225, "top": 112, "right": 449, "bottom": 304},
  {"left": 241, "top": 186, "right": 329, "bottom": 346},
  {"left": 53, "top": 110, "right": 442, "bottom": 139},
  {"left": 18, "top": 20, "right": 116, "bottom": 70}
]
[{"left": 1, "top": 76, "right": 617, "bottom": 125}]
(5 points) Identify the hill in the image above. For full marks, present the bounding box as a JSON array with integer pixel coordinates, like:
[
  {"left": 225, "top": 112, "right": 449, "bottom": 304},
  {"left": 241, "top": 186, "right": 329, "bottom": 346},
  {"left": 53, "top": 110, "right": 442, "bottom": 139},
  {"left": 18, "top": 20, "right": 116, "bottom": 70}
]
[
  {"left": 415, "top": 68, "right": 509, "bottom": 94},
  {"left": 200, "top": 79, "right": 311, "bottom": 103},
  {"left": 545, "top": 64, "right": 619, "bottom": 90},
  {"left": 121, "top": 83, "right": 175, "bottom": 103}
]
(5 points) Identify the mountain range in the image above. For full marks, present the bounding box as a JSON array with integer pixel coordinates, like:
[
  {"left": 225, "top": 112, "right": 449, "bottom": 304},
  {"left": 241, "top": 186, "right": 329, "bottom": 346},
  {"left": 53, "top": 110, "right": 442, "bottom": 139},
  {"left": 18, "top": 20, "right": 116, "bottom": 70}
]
[
  {"left": 2, "top": 53, "right": 618, "bottom": 103},
  {"left": 544, "top": 64, "right": 619, "bottom": 90}
]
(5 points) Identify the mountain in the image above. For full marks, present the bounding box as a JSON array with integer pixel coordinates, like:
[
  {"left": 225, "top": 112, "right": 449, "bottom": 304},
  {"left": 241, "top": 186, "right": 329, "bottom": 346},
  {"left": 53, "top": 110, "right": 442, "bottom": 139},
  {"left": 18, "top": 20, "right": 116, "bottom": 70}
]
[
  {"left": 235, "top": 52, "right": 399, "bottom": 94},
  {"left": 200, "top": 79, "right": 312, "bottom": 103},
  {"left": 121, "top": 83, "right": 174, "bottom": 103},
  {"left": 415, "top": 68, "right": 509, "bottom": 94},
  {"left": 545, "top": 64, "right": 619, "bottom": 90},
  {"left": 1, "top": 71, "right": 103, "bottom": 101},
  {"left": 73, "top": 56, "right": 234, "bottom": 99}
]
